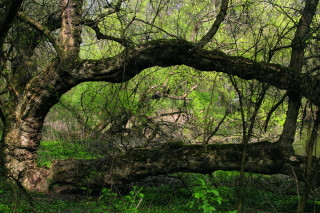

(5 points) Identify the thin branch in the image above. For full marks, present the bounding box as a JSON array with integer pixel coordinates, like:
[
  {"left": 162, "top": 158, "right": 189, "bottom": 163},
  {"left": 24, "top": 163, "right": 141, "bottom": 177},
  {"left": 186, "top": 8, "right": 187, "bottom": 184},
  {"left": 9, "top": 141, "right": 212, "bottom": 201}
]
[
  {"left": 84, "top": 19, "right": 134, "bottom": 48},
  {"left": 267, "top": 24, "right": 296, "bottom": 62},
  {"left": 17, "top": 11, "right": 63, "bottom": 58},
  {"left": 83, "top": 0, "right": 134, "bottom": 47},
  {"left": 151, "top": 85, "right": 197, "bottom": 100},
  {"left": 307, "top": 65, "right": 320, "bottom": 74},
  {"left": 205, "top": 110, "right": 229, "bottom": 143},
  {"left": 268, "top": 2, "right": 299, "bottom": 26},
  {"left": 304, "top": 54, "right": 320, "bottom": 61},
  {"left": 247, "top": 85, "right": 268, "bottom": 139},
  {"left": 134, "top": 18, "right": 180, "bottom": 39},
  {"left": 268, "top": 44, "right": 293, "bottom": 59},
  {"left": 157, "top": 111, "right": 186, "bottom": 118},
  {"left": 0, "top": 102, "right": 6, "bottom": 126},
  {"left": 59, "top": 100, "right": 87, "bottom": 129},
  {"left": 196, "top": 0, "right": 229, "bottom": 48},
  {"left": 298, "top": 107, "right": 320, "bottom": 212},
  {"left": 84, "top": 3, "right": 121, "bottom": 23},
  {"left": 264, "top": 92, "right": 288, "bottom": 132}
]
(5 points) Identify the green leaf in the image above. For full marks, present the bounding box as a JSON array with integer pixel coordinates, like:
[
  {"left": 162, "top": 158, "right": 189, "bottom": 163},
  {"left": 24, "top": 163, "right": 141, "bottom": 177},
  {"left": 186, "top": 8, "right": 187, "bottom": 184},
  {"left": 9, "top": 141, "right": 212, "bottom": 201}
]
[{"left": 194, "top": 192, "right": 200, "bottom": 199}]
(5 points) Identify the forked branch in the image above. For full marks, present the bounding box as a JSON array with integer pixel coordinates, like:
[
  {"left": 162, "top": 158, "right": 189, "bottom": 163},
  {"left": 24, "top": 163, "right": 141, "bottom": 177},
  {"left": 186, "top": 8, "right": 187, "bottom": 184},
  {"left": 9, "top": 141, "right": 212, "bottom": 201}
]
[
  {"left": 84, "top": 19, "right": 134, "bottom": 48},
  {"left": 17, "top": 12, "right": 64, "bottom": 58}
]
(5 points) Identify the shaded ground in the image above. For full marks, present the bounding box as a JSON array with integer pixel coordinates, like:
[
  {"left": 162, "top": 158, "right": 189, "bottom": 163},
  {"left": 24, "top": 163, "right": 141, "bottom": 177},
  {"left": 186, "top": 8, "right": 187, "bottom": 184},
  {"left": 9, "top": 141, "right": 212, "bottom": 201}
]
[{"left": 1, "top": 171, "right": 319, "bottom": 212}]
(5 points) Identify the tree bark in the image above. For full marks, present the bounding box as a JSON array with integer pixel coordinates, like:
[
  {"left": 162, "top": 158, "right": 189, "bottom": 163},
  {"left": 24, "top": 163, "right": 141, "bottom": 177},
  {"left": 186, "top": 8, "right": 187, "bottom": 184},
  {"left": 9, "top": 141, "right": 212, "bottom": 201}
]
[
  {"left": 2, "top": 60, "right": 75, "bottom": 191},
  {"left": 47, "top": 141, "right": 308, "bottom": 194},
  {"left": 1, "top": 0, "right": 83, "bottom": 190},
  {"left": 3, "top": 38, "right": 320, "bottom": 192},
  {"left": 298, "top": 108, "right": 320, "bottom": 212},
  {"left": 0, "top": 0, "right": 24, "bottom": 44},
  {"left": 279, "top": 0, "right": 319, "bottom": 155}
]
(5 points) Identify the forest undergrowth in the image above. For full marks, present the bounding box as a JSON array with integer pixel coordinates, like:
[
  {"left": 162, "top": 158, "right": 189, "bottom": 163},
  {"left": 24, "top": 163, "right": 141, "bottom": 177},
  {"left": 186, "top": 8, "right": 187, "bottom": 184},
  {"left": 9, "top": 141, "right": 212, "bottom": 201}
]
[
  {"left": 0, "top": 170, "right": 319, "bottom": 212},
  {"left": 0, "top": 138, "right": 319, "bottom": 212}
]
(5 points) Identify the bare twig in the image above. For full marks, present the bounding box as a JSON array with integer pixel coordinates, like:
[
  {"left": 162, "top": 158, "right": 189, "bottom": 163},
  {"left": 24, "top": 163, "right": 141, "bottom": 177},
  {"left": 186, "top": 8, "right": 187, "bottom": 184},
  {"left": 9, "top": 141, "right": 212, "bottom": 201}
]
[
  {"left": 134, "top": 18, "right": 180, "bottom": 39},
  {"left": 205, "top": 110, "right": 229, "bottom": 144},
  {"left": 264, "top": 92, "right": 288, "bottom": 132},
  {"left": 151, "top": 85, "right": 197, "bottom": 100}
]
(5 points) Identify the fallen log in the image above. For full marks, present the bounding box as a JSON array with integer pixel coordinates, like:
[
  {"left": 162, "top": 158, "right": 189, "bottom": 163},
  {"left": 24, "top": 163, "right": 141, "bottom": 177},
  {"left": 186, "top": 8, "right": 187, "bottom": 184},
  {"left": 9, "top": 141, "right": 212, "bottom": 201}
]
[{"left": 45, "top": 141, "right": 307, "bottom": 193}]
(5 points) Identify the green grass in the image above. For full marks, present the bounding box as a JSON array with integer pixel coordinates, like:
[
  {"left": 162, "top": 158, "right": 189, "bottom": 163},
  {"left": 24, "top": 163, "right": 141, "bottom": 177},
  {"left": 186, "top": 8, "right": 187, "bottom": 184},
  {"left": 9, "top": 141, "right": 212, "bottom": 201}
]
[{"left": 37, "top": 140, "right": 95, "bottom": 168}]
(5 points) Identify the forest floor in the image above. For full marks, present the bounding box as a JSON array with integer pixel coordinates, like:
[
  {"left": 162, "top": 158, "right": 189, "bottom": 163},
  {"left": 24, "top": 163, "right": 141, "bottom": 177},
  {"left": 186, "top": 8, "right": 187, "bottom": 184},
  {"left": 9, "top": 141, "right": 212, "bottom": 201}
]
[
  {"left": 1, "top": 171, "right": 319, "bottom": 212},
  {"left": 1, "top": 139, "right": 320, "bottom": 212}
]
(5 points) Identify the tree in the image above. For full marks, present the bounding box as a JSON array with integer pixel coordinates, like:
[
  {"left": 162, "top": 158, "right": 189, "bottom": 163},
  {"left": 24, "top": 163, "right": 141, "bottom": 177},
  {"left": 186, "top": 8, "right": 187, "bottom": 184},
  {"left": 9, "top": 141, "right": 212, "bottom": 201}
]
[
  {"left": 0, "top": 0, "right": 24, "bottom": 44},
  {"left": 0, "top": 0, "right": 24, "bottom": 176},
  {"left": 1, "top": 1, "right": 320, "bottom": 209}
]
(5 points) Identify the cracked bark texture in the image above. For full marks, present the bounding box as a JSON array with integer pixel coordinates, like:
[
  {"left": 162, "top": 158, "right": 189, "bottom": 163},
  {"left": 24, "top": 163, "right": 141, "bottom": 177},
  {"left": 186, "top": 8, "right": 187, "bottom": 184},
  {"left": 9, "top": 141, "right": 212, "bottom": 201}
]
[
  {"left": 2, "top": 0, "right": 83, "bottom": 191},
  {"left": 48, "top": 141, "right": 307, "bottom": 193}
]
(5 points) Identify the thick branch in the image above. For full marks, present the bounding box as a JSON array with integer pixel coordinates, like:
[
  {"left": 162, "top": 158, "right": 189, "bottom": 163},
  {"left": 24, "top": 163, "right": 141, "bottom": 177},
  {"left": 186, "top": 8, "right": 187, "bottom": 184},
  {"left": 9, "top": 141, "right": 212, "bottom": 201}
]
[
  {"left": 17, "top": 12, "right": 63, "bottom": 58},
  {"left": 0, "top": 0, "right": 24, "bottom": 44},
  {"left": 77, "top": 39, "right": 320, "bottom": 107},
  {"left": 60, "top": 0, "right": 83, "bottom": 57},
  {"left": 196, "top": 0, "right": 229, "bottom": 48}
]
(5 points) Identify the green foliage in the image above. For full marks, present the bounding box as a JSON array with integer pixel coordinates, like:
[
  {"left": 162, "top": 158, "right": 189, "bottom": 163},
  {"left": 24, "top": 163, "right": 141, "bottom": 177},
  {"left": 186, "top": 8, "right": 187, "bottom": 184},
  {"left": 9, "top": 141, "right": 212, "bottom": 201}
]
[
  {"left": 99, "top": 186, "right": 144, "bottom": 212},
  {"left": 186, "top": 175, "right": 236, "bottom": 213},
  {"left": 293, "top": 125, "right": 320, "bottom": 157},
  {"left": 37, "top": 140, "right": 94, "bottom": 167},
  {"left": 0, "top": 203, "right": 10, "bottom": 213},
  {"left": 1, "top": 171, "right": 320, "bottom": 212}
]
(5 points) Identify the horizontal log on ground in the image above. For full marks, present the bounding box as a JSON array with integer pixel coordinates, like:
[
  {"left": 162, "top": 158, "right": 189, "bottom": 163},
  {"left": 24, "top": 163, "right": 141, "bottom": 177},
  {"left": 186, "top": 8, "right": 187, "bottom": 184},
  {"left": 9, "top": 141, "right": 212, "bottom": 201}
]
[{"left": 46, "top": 141, "right": 308, "bottom": 193}]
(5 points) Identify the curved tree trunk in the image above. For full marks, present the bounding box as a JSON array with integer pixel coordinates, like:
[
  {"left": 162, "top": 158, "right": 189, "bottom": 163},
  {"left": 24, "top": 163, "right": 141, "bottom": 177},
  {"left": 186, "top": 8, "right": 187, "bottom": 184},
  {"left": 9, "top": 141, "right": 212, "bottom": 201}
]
[
  {"left": 1, "top": 0, "right": 83, "bottom": 191},
  {"left": 2, "top": 64, "right": 70, "bottom": 191},
  {"left": 4, "top": 118, "right": 49, "bottom": 191}
]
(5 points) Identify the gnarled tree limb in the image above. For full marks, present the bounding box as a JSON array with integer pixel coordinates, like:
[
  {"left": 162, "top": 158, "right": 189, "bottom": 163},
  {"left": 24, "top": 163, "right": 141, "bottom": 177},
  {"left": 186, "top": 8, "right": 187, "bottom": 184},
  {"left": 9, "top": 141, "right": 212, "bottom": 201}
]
[
  {"left": 17, "top": 12, "right": 63, "bottom": 58},
  {"left": 76, "top": 39, "right": 320, "bottom": 107}
]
